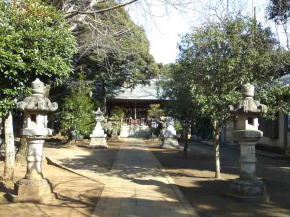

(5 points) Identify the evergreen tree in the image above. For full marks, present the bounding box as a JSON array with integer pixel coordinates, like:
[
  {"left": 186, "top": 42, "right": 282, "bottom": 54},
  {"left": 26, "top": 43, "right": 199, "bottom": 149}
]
[
  {"left": 177, "top": 17, "right": 290, "bottom": 178},
  {"left": 61, "top": 73, "right": 96, "bottom": 138},
  {"left": 0, "top": 0, "right": 76, "bottom": 180}
]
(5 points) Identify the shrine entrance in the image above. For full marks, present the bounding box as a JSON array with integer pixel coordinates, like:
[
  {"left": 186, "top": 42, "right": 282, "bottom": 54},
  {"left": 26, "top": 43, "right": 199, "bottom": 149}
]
[{"left": 106, "top": 98, "right": 163, "bottom": 138}]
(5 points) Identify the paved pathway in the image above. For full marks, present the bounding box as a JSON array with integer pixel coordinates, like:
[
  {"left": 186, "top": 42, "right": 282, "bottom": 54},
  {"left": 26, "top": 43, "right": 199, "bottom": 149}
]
[
  {"left": 92, "top": 139, "right": 198, "bottom": 217},
  {"left": 46, "top": 139, "right": 198, "bottom": 217}
]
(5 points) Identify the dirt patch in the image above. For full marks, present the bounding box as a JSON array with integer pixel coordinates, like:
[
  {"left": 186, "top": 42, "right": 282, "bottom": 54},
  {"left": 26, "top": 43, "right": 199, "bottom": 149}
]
[
  {"left": 0, "top": 140, "right": 120, "bottom": 217},
  {"left": 0, "top": 162, "right": 103, "bottom": 217},
  {"left": 150, "top": 141, "right": 290, "bottom": 217}
]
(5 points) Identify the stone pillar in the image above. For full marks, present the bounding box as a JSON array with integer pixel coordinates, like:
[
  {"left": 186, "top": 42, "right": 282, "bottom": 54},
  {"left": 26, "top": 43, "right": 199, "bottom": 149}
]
[
  {"left": 25, "top": 138, "right": 45, "bottom": 180},
  {"left": 161, "top": 117, "right": 180, "bottom": 149},
  {"left": 240, "top": 141, "right": 256, "bottom": 179},
  {"left": 89, "top": 108, "right": 108, "bottom": 148},
  {"left": 228, "top": 83, "right": 268, "bottom": 202},
  {"left": 9, "top": 78, "right": 58, "bottom": 203}
]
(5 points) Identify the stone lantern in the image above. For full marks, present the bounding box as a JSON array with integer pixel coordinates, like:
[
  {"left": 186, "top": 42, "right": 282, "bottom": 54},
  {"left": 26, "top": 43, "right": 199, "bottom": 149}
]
[
  {"left": 161, "top": 117, "right": 180, "bottom": 149},
  {"left": 89, "top": 108, "right": 108, "bottom": 148},
  {"left": 229, "top": 83, "right": 268, "bottom": 202},
  {"left": 11, "top": 78, "right": 58, "bottom": 202}
]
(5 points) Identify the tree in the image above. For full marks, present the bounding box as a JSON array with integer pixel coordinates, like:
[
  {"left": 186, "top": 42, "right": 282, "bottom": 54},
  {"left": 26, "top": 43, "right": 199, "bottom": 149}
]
[
  {"left": 76, "top": 2, "right": 158, "bottom": 109},
  {"left": 61, "top": 73, "right": 96, "bottom": 138},
  {"left": 267, "top": 0, "right": 290, "bottom": 23},
  {"left": 267, "top": 0, "right": 290, "bottom": 49},
  {"left": 159, "top": 64, "right": 198, "bottom": 157},
  {"left": 148, "top": 104, "right": 164, "bottom": 119},
  {"left": 177, "top": 17, "right": 290, "bottom": 178},
  {"left": 109, "top": 107, "right": 126, "bottom": 137},
  {"left": 0, "top": 0, "right": 77, "bottom": 180},
  {"left": 46, "top": 0, "right": 158, "bottom": 111},
  {"left": 147, "top": 104, "right": 165, "bottom": 139}
]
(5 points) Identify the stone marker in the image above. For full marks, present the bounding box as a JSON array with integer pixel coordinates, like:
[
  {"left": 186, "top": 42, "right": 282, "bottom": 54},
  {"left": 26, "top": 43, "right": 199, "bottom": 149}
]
[
  {"left": 161, "top": 117, "right": 180, "bottom": 149},
  {"left": 229, "top": 83, "right": 269, "bottom": 202},
  {"left": 10, "top": 78, "right": 58, "bottom": 203},
  {"left": 89, "top": 108, "right": 108, "bottom": 148}
]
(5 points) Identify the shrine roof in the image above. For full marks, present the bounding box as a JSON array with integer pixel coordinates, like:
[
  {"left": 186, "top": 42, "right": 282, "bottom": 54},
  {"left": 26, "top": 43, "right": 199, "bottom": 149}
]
[{"left": 108, "top": 79, "right": 164, "bottom": 100}]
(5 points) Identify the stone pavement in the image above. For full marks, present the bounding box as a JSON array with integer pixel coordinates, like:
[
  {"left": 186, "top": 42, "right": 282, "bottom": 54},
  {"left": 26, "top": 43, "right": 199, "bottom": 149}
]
[
  {"left": 47, "top": 139, "right": 198, "bottom": 217},
  {"left": 92, "top": 139, "right": 198, "bottom": 217}
]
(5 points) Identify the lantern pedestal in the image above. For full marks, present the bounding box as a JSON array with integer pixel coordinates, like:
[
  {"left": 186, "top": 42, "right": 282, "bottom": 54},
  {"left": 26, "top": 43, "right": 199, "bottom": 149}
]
[
  {"left": 8, "top": 78, "right": 58, "bottom": 203},
  {"left": 161, "top": 118, "right": 180, "bottom": 149},
  {"left": 89, "top": 108, "right": 108, "bottom": 149},
  {"left": 228, "top": 139, "right": 268, "bottom": 202},
  {"left": 89, "top": 138, "right": 107, "bottom": 148},
  {"left": 8, "top": 138, "right": 56, "bottom": 203},
  {"left": 228, "top": 131, "right": 269, "bottom": 202},
  {"left": 228, "top": 83, "right": 269, "bottom": 202},
  {"left": 229, "top": 177, "right": 268, "bottom": 202},
  {"left": 162, "top": 137, "right": 180, "bottom": 149},
  {"left": 10, "top": 178, "right": 55, "bottom": 203}
]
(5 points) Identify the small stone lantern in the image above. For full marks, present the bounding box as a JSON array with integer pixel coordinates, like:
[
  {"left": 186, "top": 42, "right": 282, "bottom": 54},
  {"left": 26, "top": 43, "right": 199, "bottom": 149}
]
[
  {"left": 11, "top": 78, "right": 58, "bottom": 202},
  {"left": 229, "top": 83, "right": 268, "bottom": 202},
  {"left": 161, "top": 117, "right": 180, "bottom": 149},
  {"left": 89, "top": 108, "right": 108, "bottom": 148}
]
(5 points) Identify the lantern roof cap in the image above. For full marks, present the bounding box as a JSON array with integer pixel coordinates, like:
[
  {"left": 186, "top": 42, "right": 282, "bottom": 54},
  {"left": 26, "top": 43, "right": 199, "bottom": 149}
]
[
  {"left": 230, "top": 83, "right": 267, "bottom": 115},
  {"left": 17, "top": 78, "right": 58, "bottom": 112}
]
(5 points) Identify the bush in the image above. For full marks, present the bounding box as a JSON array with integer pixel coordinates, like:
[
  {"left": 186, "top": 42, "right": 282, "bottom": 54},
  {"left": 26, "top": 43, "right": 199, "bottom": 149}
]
[{"left": 61, "top": 73, "right": 95, "bottom": 138}]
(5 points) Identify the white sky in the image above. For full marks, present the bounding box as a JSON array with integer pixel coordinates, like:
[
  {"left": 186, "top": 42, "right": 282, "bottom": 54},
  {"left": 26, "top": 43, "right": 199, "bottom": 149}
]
[{"left": 127, "top": 0, "right": 288, "bottom": 64}]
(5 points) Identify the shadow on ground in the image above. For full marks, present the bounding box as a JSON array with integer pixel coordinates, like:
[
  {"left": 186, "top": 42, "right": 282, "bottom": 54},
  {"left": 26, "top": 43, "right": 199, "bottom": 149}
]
[
  {"left": 0, "top": 162, "right": 104, "bottom": 217},
  {"left": 1, "top": 138, "right": 289, "bottom": 217},
  {"left": 150, "top": 141, "right": 290, "bottom": 217}
]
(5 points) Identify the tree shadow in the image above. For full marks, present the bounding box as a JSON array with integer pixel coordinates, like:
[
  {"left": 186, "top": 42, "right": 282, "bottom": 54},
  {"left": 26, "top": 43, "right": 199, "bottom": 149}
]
[
  {"left": 0, "top": 168, "right": 104, "bottom": 217},
  {"left": 7, "top": 138, "right": 288, "bottom": 217},
  {"left": 150, "top": 141, "right": 290, "bottom": 217}
]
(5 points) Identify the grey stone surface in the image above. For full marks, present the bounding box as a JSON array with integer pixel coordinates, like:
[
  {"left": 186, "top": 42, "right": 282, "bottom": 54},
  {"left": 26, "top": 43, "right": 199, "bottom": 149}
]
[
  {"left": 161, "top": 118, "right": 180, "bottom": 149},
  {"left": 162, "top": 138, "right": 180, "bottom": 149},
  {"left": 17, "top": 78, "right": 57, "bottom": 137},
  {"left": 89, "top": 138, "right": 107, "bottom": 149},
  {"left": 91, "top": 138, "right": 199, "bottom": 217},
  {"left": 229, "top": 178, "right": 269, "bottom": 202},
  {"left": 11, "top": 79, "right": 57, "bottom": 203},
  {"left": 90, "top": 108, "right": 108, "bottom": 148},
  {"left": 229, "top": 83, "right": 268, "bottom": 202}
]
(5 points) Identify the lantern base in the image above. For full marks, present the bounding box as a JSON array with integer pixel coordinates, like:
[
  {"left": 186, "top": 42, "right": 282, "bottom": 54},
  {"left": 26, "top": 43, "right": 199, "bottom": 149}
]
[
  {"left": 161, "top": 137, "right": 180, "bottom": 149},
  {"left": 89, "top": 137, "right": 108, "bottom": 149},
  {"left": 228, "top": 178, "right": 269, "bottom": 202},
  {"left": 7, "top": 178, "right": 56, "bottom": 203}
]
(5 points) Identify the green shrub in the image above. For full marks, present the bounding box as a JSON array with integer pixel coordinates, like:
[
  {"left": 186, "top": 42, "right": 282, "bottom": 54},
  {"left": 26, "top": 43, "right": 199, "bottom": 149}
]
[{"left": 61, "top": 73, "right": 95, "bottom": 138}]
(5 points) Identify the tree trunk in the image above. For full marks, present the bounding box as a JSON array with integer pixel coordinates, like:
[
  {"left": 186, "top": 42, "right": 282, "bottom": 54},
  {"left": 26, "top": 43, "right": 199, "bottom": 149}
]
[
  {"left": 3, "top": 112, "right": 15, "bottom": 181},
  {"left": 183, "top": 122, "right": 189, "bottom": 158},
  {"left": 16, "top": 137, "right": 28, "bottom": 164},
  {"left": 101, "top": 80, "right": 107, "bottom": 113},
  {"left": 213, "top": 121, "right": 221, "bottom": 179},
  {"left": 283, "top": 114, "right": 288, "bottom": 156}
]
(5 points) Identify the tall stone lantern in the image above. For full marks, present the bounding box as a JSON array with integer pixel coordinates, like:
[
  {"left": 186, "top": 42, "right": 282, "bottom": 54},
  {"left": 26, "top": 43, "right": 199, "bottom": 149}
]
[
  {"left": 89, "top": 108, "right": 108, "bottom": 148},
  {"left": 229, "top": 83, "right": 268, "bottom": 202},
  {"left": 12, "top": 78, "right": 58, "bottom": 202},
  {"left": 161, "top": 117, "right": 180, "bottom": 149}
]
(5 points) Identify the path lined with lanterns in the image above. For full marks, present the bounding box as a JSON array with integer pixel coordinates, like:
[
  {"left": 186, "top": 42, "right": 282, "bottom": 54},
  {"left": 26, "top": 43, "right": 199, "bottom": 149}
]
[{"left": 46, "top": 138, "right": 199, "bottom": 217}]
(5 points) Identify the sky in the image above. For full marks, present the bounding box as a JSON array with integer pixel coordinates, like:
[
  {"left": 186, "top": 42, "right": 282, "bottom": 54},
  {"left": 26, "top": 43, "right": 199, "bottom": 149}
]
[{"left": 127, "top": 0, "right": 288, "bottom": 64}]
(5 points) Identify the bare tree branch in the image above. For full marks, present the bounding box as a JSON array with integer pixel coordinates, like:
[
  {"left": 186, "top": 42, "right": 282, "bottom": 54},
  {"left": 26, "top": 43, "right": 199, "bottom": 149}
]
[{"left": 65, "top": 0, "right": 138, "bottom": 19}]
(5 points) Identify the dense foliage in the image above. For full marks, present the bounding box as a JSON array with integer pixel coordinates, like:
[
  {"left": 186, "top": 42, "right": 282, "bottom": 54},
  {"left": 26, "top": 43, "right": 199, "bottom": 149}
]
[
  {"left": 45, "top": 0, "right": 158, "bottom": 108},
  {"left": 148, "top": 104, "right": 164, "bottom": 119},
  {"left": 61, "top": 73, "right": 95, "bottom": 138},
  {"left": 178, "top": 17, "right": 288, "bottom": 124},
  {"left": 267, "top": 0, "right": 290, "bottom": 23},
  {"left": 108, "top": 107, "right": 126, "bottom": 136},
  {"left": 175, "top": 16, "right": 290, "bottom": 177},
  {"left": 0, "top": 0, "right": 77, "bottom": 116},
  {"left": 77, "top": 1, "right": 158, "bottom": 105}
]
